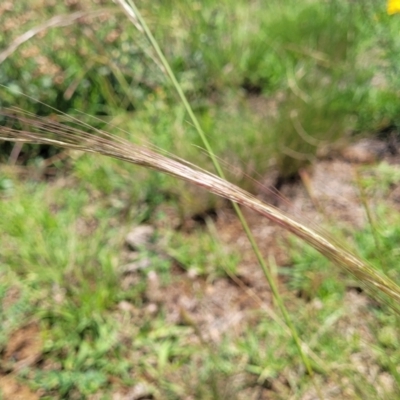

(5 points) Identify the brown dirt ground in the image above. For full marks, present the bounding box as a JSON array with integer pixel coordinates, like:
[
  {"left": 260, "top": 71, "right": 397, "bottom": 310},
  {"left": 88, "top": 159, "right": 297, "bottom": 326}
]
[
  {"left": 139, "top": 138, "right": 400, "bottom": 346},
  {"left": 0, "top": 322, "right": 42, "bottom": 400}
]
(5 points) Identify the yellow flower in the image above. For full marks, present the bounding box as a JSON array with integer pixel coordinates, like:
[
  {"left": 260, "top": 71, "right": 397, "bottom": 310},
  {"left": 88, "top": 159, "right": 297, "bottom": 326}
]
[{"left": 388, "top": 0, "right": 400, "bottom": 15}]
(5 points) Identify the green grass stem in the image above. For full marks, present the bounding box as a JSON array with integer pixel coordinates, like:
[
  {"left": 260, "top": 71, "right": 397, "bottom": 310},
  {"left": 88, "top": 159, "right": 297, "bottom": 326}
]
[{"left": 117, "top": 0, "right": 318, "bottom": 385}]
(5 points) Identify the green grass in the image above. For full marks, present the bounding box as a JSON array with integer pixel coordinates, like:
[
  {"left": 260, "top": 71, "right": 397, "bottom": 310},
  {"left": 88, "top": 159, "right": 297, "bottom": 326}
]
[
  {"left": 2, "top": 0, "right": 400, "bottom": 398},
  {"left": 2, "top": 145, "right": 400, "bottom": 399},
  {"left": 2, "top": 0, "right": 400, "bottom": 182}
]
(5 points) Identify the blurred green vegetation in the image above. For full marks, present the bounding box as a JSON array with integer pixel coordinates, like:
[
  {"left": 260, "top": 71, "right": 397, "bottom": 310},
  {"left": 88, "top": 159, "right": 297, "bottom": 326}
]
[
  {"left": 2, "top": 0, "right": 400, "bottom": 398},
  {"left": 2, "top": 158, "right": 400, "bottom": 398},
  {"left": 1, "top": 0, "right": 400, "bottom": 181}
]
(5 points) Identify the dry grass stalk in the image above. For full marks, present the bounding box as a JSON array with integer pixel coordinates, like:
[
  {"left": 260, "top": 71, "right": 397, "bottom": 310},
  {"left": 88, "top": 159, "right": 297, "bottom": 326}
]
[
  {"left": 0, "top": 10, "right": 114, "bottom": 65},
  {"left": 1, "top": 108, "right": 400, "bottom": 305}
]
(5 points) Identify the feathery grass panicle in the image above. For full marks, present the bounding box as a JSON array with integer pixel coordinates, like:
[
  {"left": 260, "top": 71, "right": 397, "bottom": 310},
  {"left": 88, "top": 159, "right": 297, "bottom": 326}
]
[{"left": 1, "top": 109, "right": 400, "bottom": 307}]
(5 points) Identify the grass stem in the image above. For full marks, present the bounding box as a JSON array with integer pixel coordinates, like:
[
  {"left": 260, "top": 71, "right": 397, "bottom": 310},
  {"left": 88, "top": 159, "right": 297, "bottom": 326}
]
[{"left": 118, "top": 0, "right": 320, "bottom": 388}]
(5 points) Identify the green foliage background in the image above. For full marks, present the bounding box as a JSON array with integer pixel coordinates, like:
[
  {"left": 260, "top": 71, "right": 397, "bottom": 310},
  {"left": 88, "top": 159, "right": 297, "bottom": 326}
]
[{"left": 2, "top": 0, "right": 400, "bottom": 398}]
